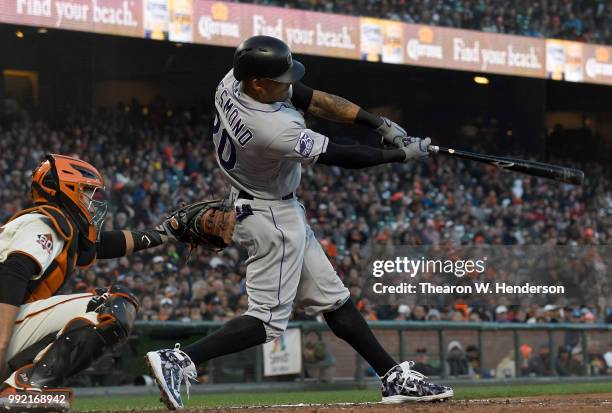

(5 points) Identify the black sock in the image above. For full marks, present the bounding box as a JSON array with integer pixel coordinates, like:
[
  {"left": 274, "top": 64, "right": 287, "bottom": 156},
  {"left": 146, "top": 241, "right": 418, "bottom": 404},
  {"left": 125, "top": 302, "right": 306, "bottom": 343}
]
[
  {"left": 324, "top": 300, "right": 397, "bottom": 377},
  {"left": 181, "top": 315, "right": 267, "bottom": 365}
]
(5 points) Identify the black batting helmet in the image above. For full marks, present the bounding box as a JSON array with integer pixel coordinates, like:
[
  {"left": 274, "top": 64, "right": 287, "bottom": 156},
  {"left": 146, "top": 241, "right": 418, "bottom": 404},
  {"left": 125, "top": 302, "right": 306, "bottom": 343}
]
[{"left": 233, "top": 36, "right": 305, "bottom": 83}]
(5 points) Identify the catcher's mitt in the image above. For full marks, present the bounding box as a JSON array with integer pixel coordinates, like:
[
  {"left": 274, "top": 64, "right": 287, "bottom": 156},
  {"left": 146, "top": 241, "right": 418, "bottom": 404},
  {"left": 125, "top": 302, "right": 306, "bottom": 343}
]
[{"left": 162, "top": 199, "right": 236, "bottom": 250}]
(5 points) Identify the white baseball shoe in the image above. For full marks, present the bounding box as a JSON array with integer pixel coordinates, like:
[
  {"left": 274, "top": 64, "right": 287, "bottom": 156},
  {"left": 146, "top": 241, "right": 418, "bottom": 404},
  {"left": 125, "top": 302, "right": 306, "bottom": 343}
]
[
  {"left": 145, "top": 343, "right": 198, "bottom": 410},
  {"left": 381, "top": 361, "right": 454, "bottom": 403}
]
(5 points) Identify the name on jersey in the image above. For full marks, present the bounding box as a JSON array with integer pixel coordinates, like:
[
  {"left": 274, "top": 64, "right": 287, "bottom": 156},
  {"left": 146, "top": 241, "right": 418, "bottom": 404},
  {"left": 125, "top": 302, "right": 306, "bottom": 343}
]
[
  {"left": 217, "top": 89, "right": 254, "bottom": 147},
  {"left": 36, "top": 233, "right": 53, "bottom": 254},
  {"left": 295, "top": 132, "right": 314, "bottom": 157}
]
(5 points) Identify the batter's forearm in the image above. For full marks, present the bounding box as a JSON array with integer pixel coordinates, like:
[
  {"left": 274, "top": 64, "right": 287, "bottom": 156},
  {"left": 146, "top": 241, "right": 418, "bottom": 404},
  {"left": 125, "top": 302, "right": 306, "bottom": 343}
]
[
  {"left": 308, "top": 90, "right": 360, "bottom": 123},
  {"left": 318, "top": 142, "right": 405, "bottom": 169}
]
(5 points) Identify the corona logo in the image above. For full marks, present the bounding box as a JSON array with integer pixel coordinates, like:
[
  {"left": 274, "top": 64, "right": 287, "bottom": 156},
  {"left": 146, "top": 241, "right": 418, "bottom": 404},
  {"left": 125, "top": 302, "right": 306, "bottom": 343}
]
[
  {"left": 407, "top": 26, "right": 442, "bottom": 61},
  {"left": 211, "top": 2, "right": 229, "bottom": 21},
  {"left": 418, "top": 27, "right": 433, "bottom": 43},
  {"left": 595, "top": 47, "right": 609, "bottom": 62},
  {"left": 585, "top": 46, "right": 612, "bottom": 79},
  {"left": 199, "top": 2, "right": 240, "bottom": 39}
]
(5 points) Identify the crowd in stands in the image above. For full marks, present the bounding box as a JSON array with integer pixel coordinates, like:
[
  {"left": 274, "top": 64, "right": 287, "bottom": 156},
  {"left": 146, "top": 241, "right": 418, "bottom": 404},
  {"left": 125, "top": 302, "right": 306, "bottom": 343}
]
[
  {"left": 0, "top": 102, "right": 610, "bottom": 330},
  {"left": 407, "top": 339, "right": 612, "bottom": 378},
  {"left": 243, "top": 0, "right": 612, "bottom": 45}
]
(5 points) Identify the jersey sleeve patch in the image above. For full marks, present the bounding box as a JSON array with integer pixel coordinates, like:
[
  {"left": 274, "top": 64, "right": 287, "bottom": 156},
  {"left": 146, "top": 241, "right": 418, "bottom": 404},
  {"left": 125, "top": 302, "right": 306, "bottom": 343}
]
[
  {"left": 4, "top": 215, "right": 65, "bottom": 277},
  {"left": 294, "top": 132, "right": 315, "bottom": 157},
  {"left": 36, "top": 233, "right": 54, "bottom": 254}
]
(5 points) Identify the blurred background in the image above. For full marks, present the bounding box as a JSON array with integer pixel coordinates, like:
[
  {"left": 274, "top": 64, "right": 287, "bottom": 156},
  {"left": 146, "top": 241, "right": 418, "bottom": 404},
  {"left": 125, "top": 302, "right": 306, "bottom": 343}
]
[{"left": 0, "top": 0, "right": 610, "bottom": 388}]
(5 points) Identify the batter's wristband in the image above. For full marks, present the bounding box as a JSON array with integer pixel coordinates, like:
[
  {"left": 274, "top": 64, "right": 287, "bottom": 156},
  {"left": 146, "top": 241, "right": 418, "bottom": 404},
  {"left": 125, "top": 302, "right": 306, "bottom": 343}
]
[{"left": 355, "top": 108, "right": 383, "bottom": 129}]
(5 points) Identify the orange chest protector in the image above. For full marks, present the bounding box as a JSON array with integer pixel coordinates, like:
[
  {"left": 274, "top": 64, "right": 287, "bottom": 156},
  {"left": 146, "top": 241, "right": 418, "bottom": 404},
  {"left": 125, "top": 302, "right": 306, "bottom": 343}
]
[{"left": 8, "top": 205, "right": 93, "bottom": 302}]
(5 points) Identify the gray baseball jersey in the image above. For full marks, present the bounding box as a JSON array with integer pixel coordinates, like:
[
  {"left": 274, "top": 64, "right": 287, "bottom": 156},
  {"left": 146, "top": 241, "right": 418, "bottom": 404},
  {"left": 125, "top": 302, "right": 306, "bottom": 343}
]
[
  {"left": 213, "top": 70, "right": 329, "bottom": 200},
  {"left": 212, "top": 70, "right": 349, "bottom": 341}
]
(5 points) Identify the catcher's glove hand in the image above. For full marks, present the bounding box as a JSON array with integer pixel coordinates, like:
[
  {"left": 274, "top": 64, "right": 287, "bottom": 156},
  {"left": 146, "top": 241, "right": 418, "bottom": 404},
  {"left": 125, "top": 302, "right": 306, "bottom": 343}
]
[{"left": 159, "top": 199, "right": 236, "bottom": 250}]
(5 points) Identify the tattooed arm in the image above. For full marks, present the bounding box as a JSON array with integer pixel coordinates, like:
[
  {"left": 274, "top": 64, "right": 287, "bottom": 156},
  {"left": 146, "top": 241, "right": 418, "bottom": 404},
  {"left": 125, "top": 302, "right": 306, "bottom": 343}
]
[
  {"left": 291, "top": 83, "right": 410, "bottom": 147},
  {"left": 291, "top": 83, "right": 381, "bottom": 127},
  {"left": 307, "top": 90, "right": 364, "bottom": 123}
]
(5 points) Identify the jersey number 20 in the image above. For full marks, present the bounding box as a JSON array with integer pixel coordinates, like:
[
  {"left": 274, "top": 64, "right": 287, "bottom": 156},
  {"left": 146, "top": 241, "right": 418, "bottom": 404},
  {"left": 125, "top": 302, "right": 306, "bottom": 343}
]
[{"left": 212, "top": 110, "right": 237, "bottom": 171}]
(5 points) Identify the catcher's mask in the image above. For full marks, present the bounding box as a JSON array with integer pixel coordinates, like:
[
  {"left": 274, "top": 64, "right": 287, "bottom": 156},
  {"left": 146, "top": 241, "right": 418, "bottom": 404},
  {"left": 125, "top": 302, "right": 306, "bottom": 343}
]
[{"left": 32, "top": 154, "right": 108, "bottom": 243}]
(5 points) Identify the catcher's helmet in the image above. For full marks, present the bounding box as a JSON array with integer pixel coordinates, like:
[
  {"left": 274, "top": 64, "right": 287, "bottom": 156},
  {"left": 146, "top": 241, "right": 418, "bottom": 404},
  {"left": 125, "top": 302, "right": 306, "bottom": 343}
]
[
  {"left": 32, "top": 154, "right": 107, "bottom": 243},
  {"left": 233, "top": 35, "right": 305, "bottom": 83}
]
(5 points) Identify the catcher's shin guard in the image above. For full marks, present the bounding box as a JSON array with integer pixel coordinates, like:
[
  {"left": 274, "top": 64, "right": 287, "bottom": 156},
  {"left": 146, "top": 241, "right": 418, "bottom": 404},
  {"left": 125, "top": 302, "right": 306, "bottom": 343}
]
[{"left": 12, "top": 288, "right": 138, "bottom": 389}]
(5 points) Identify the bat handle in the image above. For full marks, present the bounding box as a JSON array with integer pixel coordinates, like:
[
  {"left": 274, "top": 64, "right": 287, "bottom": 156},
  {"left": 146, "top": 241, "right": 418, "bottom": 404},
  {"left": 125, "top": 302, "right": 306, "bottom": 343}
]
[{"left": 428, "top": 145, "right": 440, "bottom": 154}]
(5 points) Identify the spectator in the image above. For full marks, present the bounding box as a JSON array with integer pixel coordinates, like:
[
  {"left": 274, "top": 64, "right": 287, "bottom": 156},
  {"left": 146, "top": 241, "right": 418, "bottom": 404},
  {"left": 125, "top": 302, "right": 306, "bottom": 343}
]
[
  {"left": 587, "top": 341, "right": 607, "bottom": 376},
  {"left": 528, "top": 344, "right": 554, "bottom": 376},
  {"left": 0, "top": 102, "right": 609, "bottom": 325},
  {"left": 604, "top": 342, "right": 612, "bottom": 375},
  {"left": 159, "top": 298, "right": 175, "bottom": 321},
  {"left": 426, "top": 308, "right": 441, "bottom": 321},
  {"left": 569, "top": 346, "right": 585, "bottom": 376},
  {"left": 555, "top": 345, "right": 572, "bottom": 376},
  {"left": 495, "top": 350, "right": 516, "bottom": 379},
  {"left": 411, "top": 305, "right": 426, "bottom": 321},
  {"left": 495, "top": 305, "right": 509, "bottom": 322},
  {"left": 446, "top": 340, "right": 469, "bottom": 376},
  {"left": 395, "top": 304, "right": 411, "bottom": 321},
  {"left": 564, "top": 308, "right": 583, "bottom": 347},
  {"left": 519, "top": 344, "right": 533, "bottom": 376},
  {"left": 413, "top": 347, "right": 440, "bottom": 376},
  {"left": 466, "top": 345, "right": 492, "bottom": 379},
  {"left": 302, "top": 331, "right": 336, "bottom": 382},
  {"left": 543, "top": 305, "right": 561, "bottom": 323}
]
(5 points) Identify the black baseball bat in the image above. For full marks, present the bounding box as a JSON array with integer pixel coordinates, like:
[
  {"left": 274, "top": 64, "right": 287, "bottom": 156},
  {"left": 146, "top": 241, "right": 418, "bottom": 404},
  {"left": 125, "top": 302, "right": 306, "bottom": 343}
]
[{"left": 428, "top": 145, "right": 584, "bottom": 185}]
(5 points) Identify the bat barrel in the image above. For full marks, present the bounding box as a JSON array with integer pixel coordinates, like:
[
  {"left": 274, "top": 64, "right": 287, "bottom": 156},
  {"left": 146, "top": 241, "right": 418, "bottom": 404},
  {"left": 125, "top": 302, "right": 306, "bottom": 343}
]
[{"left": 428, "top": 145, "right": 584, "bottom": 185}]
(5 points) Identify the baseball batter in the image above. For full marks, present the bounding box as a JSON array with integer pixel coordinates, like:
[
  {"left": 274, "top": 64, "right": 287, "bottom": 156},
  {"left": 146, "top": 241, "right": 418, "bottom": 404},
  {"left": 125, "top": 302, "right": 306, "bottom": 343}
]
[
  {"left": 0, "top": 154, "right": 188, "bottom": 412},
  {"left": 147, "top": 36, "right": 453, "bottom": 409}
]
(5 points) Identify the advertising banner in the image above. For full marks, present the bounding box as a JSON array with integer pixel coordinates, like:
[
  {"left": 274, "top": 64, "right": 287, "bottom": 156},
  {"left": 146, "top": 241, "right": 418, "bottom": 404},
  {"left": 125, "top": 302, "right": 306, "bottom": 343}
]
[
  {"left": 405, "top": 24, "right": 546, "bottom": 78},
  {"left": 1, "top": 1, "right": 610, "bottom": 86},
  {"left": 143, "top": 0, "right": 168, "bottom": 40},
  {"left": 582, "top": 44, "right": 612, "bottom": 85},
  {"left": 168, "top": 0, "right": 192, "bottom": 42},
  {"left": 546, "top": 39, "right": 584, "bottom": 82},
  {"left": 192, "top": 1, "right": 241, "bottom": 47},
  {"left": 193, "top": 1, "right": 359, "bottom": 60},
  {"left": 263, "top": 328, "right": 302, "bottom": 376},
  {"left": 0, "top": 0, "right": 142, "bottom": 38},
  {"left": 360, "top": 17, "right": 404, "bottom": 64}
]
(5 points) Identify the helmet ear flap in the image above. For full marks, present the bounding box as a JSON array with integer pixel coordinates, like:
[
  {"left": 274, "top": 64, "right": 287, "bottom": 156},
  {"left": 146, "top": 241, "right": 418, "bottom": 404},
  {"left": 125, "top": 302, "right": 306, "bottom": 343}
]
[
  {"left": 34, "top": 155, "right": 61, "bottom": 199},
  {"left": 42, "top": 173, "right": 58, "bottom": 194},
  {"left": 45, "top": 155, "right": 61, "bottom": 193}
]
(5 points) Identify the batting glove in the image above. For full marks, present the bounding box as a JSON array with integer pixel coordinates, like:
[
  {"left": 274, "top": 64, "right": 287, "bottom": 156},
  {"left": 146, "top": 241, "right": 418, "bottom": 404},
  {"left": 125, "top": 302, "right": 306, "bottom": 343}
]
[
  {"left": 377, "top": 117, "right": 408, "bottom": 148},
  {"left": 400, "top": 137, "right": 431, "bottom": 161}
]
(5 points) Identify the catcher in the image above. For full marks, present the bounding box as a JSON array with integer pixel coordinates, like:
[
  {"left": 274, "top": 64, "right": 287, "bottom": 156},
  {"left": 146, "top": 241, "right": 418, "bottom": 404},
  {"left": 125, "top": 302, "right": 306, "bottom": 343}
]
[{"left": 0, "top": 154, "right": 234, "bottom": 412}]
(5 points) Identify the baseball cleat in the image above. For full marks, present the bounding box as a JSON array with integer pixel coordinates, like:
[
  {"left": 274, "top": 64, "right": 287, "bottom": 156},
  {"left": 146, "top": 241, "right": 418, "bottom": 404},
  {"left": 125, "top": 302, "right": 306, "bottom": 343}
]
[
  {"left": 145, "top": 343, "right": 198, "bottom": 410},
  {"left": 381, "top": 361, "right": 453, "bottom": 403},
  {"left": 0, "top": 384, "right": 73, "bottom": 412}
]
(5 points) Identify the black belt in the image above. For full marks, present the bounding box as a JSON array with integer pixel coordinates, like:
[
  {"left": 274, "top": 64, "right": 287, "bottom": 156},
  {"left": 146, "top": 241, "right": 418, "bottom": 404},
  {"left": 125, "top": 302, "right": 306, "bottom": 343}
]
[{"left": 238, "top": 190, "right": 294, "bottom": 200}]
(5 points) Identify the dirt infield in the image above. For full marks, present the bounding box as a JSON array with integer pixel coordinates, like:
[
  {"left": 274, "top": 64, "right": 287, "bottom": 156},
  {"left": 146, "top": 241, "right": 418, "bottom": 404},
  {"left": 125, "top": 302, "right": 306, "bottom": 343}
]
[{"left": 118, "top": 393, "right": 612, "bottom": 413}]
